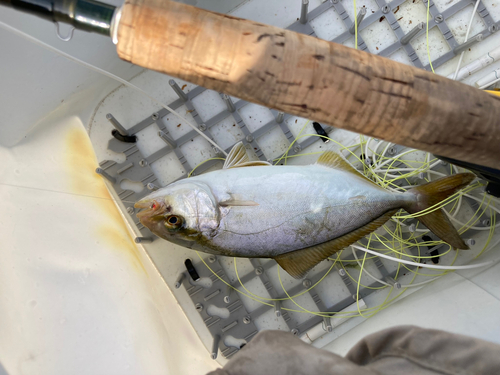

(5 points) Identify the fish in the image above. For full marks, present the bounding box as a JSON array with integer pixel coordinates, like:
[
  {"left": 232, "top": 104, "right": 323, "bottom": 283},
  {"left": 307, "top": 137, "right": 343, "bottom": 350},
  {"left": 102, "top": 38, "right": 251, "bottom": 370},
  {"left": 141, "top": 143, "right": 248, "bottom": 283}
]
[{"left": 135, "top": 142, "right": 475, "bottom": 279}]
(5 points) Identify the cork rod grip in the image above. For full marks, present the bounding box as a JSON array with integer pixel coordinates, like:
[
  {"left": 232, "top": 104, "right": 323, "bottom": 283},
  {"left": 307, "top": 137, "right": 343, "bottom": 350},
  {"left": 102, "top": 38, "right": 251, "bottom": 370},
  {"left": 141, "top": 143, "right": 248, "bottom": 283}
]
[{"left": 116, "top": 0, "right": 500, "bottom": 169}]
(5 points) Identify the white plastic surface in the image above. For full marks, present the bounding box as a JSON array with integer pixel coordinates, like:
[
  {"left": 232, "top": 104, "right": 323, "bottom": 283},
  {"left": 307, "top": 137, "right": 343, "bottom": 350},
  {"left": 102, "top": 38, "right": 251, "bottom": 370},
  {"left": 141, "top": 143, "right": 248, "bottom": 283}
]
[
  {"left": 0, "top": 114, "right": 218, "bottom": 374},
  {"left": 1, "top": 0, "right": 500, "bottom": 373}
]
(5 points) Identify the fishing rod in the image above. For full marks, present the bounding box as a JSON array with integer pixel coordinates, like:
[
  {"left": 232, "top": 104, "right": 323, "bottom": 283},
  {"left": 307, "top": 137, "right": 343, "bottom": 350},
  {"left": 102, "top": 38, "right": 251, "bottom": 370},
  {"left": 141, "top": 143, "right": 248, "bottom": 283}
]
[
  {"left": 1, "top": 0, "right": 499, "bottom": 172},
  {"left": 0, "top": 0, "right": 115, "bottom": 35}
]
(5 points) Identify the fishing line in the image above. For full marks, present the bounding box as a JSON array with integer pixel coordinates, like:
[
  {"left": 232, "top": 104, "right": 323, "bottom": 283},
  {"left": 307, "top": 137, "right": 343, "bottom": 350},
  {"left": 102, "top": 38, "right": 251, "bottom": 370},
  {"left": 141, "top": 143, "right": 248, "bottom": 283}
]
[
  {"left": 0, "top": 21, "right": 228, "bottom": 157},
  {"left": 351, "top": 245, "right": 494, "bottom": 270},
  {"left": 0, "top": 181, "right": 137, "bottom": 204},
  {"left": 188, "top": 157, "right": 226, "bottom": 177},
  {"left": 452, "top": 0, "right": 481, "bottom": 80},
  {"left": 190, "top": 132, "right": 495, "bottom": 319}
]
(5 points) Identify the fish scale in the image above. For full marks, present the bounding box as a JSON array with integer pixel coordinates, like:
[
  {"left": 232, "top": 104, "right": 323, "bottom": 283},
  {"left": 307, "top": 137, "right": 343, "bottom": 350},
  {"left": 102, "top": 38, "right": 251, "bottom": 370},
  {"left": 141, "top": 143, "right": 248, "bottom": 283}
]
[{"left": 191, "top": 164, "right": 410, "bottom": 257}]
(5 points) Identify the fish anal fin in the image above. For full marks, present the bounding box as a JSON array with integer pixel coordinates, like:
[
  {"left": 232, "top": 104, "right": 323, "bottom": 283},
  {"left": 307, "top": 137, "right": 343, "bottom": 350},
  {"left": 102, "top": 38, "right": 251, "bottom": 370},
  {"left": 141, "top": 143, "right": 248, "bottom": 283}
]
[{"left": 274, "top": 209, "right": 398, "bottom": 279}]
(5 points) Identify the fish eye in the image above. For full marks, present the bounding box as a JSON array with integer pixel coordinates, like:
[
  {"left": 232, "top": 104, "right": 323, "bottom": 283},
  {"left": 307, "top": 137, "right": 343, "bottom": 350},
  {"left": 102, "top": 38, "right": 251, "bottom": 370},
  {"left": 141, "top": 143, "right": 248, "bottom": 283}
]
[
  {"left": 151, "top": 202, "right": 157, "bottom": 210},
  {"left": 165, "top": 215, "right": 183, "bottom": 229}
]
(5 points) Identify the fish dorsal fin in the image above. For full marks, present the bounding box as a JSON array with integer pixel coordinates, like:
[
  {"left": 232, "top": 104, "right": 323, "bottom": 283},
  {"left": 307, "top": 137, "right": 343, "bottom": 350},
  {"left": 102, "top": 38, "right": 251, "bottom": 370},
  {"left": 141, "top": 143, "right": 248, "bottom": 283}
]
[
  {"left": 223, "top": 142, "right": 249, "bottom": 169},
  {"left": 274, "top": 209, "right": 398, "bottom": 279},
  {"left": 223, "top": 142, "right": 271, "bottom": 169},
  {"left": 316, "top": 151, "right": 383, "bottom": 189},
  {"left": 316, "top": 151, "right": 360, "bottom": 175}
]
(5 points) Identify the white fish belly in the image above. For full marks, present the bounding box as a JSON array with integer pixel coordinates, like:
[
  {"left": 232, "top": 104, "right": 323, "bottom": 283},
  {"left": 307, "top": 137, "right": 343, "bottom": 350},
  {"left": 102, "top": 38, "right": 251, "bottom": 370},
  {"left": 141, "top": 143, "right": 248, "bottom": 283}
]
[{"left": 191, "top": 164, "right": 413, "bottom": 257}]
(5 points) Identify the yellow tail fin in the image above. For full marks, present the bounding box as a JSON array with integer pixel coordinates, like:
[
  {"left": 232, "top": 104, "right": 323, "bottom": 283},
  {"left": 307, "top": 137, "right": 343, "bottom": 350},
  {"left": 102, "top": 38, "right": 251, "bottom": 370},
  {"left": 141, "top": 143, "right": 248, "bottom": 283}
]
[{"left": 405, "top": 173, "right": 475, "bottom": 250}]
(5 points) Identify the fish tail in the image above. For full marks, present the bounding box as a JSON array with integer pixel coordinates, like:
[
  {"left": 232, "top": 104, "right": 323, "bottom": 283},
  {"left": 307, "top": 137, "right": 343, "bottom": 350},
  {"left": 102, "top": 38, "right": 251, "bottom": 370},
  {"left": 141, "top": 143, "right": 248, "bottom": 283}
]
[{"left": 403, "top": 173, "right": 475, "bottom": 249}]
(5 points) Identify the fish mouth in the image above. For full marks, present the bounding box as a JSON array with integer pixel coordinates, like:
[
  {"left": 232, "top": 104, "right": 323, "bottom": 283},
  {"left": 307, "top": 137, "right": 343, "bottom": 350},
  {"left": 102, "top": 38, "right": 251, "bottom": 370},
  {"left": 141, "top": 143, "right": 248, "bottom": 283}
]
[
  {"left": 134, "top": 198, "right": 152, "bottom": 209},
  {"left": 134, "top": 198, "right": 155, "bottom": 221},
  {"left": 134, "top": 198, "right": 168, "bottom": 223}
]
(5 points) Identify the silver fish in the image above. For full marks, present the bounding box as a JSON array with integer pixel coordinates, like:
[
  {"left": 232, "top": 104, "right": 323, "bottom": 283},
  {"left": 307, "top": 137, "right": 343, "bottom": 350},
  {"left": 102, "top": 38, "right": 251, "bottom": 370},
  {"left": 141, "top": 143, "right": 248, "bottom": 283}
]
[{"left": 135, "top": 142, "right": 474, "bottom": 278}]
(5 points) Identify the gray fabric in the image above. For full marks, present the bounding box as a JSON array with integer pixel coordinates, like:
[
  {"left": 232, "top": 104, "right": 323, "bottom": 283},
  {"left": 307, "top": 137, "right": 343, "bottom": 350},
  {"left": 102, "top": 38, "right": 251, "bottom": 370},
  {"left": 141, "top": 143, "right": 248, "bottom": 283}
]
[
  {"left": 207, "top": 325, "right": 500, "bottom": 375},
  {"left": 346, "top": 325, "right": 500, "bottom": 375}
]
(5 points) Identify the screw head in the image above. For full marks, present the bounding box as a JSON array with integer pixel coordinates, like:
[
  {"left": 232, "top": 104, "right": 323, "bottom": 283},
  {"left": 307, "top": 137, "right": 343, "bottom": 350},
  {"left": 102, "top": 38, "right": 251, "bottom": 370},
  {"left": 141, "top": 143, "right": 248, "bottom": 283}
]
[
  {"left": 352, "top": 294, "right": 359, "bottom": 301},
  {"left": 195, "top": 303, "right": 203, "bottom": 312},
  {"left": 489, "top": 24, "right": 498, "bottom": 33},
  {"left": 243, "top": 316, "right": 251, "bottom": 324},
  {"left": 482, "top": 219, "right": 491, "bottom": 226},
  {"left": 199, "top": 123, "right": 207, "bottom": 131},
  {"left": 466, "top": 238, "right": 476, "bottom": 246},
  {"left": 224, "top": 296, "right": 230, "bottom": 304},
  {"left": 293, "top": 145, "right": 302, "bottom": 153},
  {"left": 152, "top": 113, "right": 159, "bottom": 120},
  {"left": 208, "top": 255, "right": 216, "bottom": 263},
  {"left": 291, "top": 328, "right": 299, "bottom": 335},
  {"left": 388, "top": 146, "right": 397, "bottom": 155},
  {"left": 382, "top": 4, "right": 391, "bottom": 13},
  {"left": 302, "top": 279, "right": 312, "bottom": 288},
  {"left": 246, "top": 134, "right": 254, "bottom": 143},
  {"left": 338, "top": 268, "right": 346, "bottom": 277},
  {"left": 139, "top": 159, "right": 148, "bottom": 167},
  {"left": 255, "top": 267, "right": 264, "bottom": 275},
  {"left": 127, "top": 207, "right": 134, "bottom": 215},
  {"left": 435, "top": 14, "right": 443, "bottom": 23}
]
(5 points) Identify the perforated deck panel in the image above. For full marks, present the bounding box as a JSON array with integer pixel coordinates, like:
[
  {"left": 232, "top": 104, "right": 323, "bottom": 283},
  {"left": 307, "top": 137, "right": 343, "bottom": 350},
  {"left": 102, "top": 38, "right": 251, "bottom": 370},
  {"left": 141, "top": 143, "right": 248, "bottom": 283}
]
[{"left": 96, "top": 0, "right": 498, "bottom": 360}]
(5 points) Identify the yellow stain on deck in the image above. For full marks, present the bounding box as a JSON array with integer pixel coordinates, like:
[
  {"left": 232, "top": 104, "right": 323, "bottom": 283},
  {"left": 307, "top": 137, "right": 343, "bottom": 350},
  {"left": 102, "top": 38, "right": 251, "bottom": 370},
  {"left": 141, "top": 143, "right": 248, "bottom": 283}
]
[{"left": 65, "top": 123, "right": 146, "bottom": 274}]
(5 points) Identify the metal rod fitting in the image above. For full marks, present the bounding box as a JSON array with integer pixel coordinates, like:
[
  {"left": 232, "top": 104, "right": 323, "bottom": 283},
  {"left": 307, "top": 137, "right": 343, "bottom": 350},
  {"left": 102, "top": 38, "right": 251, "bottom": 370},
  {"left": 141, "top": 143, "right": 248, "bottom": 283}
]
[
  {"left": 106, "top": 113, "right": 128, "bottom": 135},
  {"left": 400, "top": 22, "right": 425, "bottom": 45},
  {"left": 174, "top": 273, "right": 185, "bottom": 289},
  {"left": 453, "top": 34, "right": 483, "bottom": 55},
  {"left": 135, "top": 237, "right": 152, "bottom": 244},
  {"left": 95, "top": 167, "right": 116, "bottom": 183},
  {"left": 169, "top": 79, "right": 188, "bottom": 101},
  {"left": 222, "top": 94, "right": 236, "bottom": 112},
  {"left": 300, "top": 0, "right": 309, "bottom": 24},
  {"left": 147, "top": 182, "right": 159, "bottom": 191},
  {"left": 323, "top": 316, "right": 333, "bottom": 332},
  {"left": 0, "top": 0, "right": 116, "bottom": 35},
  {"left": 158, "top": 130, "right": 177, "bottom": 148},
  {"left": 349, "top": 7, "right": 366, "bottom": 35},
  {"left": 211, "top": 335, "right": 221, "bottom": 360},
  {"left": 276, "top": 111, "right": 285, "bottom": 123}
]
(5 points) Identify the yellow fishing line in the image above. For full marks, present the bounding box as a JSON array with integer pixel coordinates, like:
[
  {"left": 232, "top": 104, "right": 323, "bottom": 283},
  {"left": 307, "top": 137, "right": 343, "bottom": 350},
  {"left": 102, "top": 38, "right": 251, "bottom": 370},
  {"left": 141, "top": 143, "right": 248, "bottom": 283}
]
[
  {"left": 190, "top": 132, "right": 496, "bottom": 320},
  {"left": 188, "top": 157, "right": 226, "bottom": 177}
]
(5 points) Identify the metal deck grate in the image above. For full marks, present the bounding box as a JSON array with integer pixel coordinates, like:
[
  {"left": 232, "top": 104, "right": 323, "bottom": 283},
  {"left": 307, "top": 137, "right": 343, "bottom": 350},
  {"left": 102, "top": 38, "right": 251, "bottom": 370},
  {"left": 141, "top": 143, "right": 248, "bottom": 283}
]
[{"left": 96, "top": 0, "right": 498, "bottom": 359}]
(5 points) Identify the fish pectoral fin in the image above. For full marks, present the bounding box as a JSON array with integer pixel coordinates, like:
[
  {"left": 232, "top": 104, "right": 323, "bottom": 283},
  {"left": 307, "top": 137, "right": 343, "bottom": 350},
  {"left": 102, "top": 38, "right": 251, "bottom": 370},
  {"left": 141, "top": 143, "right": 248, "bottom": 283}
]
[
  {"left": 219, "top": 199, "right": 259, "bottom": 207},
  {"left": 274, "top": 209, "right": 398, "bottom": 279},
  {"left": 219, "top": 193, "right": 259, "bottom": 207},
  {"left": 223, "top": 142, "right": 271, "bottom": 169}
]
